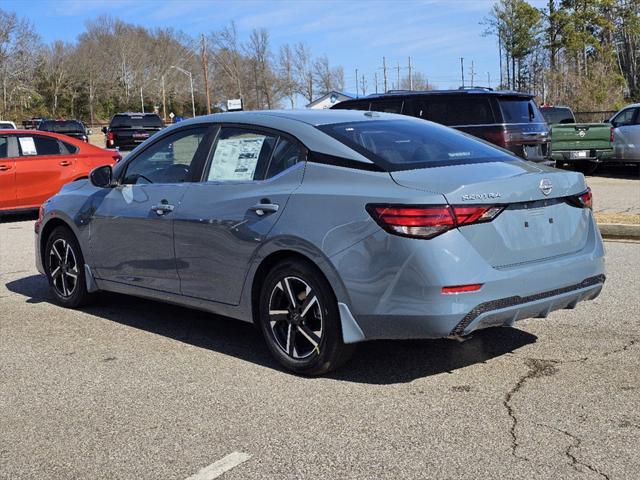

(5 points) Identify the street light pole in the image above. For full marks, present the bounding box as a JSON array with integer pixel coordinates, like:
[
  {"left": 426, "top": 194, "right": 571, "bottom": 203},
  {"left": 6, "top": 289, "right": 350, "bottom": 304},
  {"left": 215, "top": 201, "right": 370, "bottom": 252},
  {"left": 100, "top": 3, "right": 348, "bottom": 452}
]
[{"left": 170, "top": 65, "right": 196, "bottom": 118}]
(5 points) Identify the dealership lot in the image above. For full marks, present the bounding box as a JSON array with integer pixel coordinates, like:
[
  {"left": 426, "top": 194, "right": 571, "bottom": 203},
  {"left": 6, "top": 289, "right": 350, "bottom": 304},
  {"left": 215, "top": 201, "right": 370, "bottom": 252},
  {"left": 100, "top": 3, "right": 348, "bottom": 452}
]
[{"left": 0, "top": 218, "right": 638, "bottom": 479}]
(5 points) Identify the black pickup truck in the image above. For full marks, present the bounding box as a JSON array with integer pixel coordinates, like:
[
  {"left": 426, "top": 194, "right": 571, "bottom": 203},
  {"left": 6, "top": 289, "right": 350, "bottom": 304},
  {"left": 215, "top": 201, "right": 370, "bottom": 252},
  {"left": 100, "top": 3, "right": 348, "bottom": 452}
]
[{"left": 103, "top": 113, "right": 164, "bottom": 150}]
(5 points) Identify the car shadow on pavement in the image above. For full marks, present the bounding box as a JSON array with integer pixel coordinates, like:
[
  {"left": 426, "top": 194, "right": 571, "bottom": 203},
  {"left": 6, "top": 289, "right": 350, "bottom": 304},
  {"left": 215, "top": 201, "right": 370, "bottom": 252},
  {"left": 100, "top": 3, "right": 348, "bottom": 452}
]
[
  {"left": 586, "top": 164, "right": 640, "bottom": 180},
  {"left": 0, "top": 212, "right": 38, "bottom": 224},
  {"left": 6, "top": 274, "right": 538, "bottom": 385}
]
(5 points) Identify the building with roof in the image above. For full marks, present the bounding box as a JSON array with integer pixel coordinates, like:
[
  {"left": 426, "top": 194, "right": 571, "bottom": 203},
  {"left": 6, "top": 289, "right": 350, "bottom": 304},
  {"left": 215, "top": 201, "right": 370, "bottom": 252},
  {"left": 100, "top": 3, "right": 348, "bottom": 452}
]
[{"left": 306, "top": 91, "right": 358, "bottom": 109}]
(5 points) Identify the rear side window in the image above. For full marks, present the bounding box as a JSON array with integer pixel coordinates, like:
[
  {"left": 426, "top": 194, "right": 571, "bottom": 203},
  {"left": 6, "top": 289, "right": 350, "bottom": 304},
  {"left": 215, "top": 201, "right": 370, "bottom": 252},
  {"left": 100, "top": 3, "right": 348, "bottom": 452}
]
[
  {"left": 612, "top": 108, "right": 637, "bottom": 126},
  {"left": 110, "top": 114, "right": 163, "bottom": 129},
  {"left": 17, "top": 136, "right": 63, "bottom": 156},
  {"left": 61, "top": 140, "right": 78, "bottom": 154},
  {"left": 206, "top": 128, "right": 277, "bottom": 182},
  {"left": 498, "top": 98, "right": 544, "bottom": 123},
  {"left": 319, "top": 119, "right": 514, "bottom": 171},
  {"left": 413, "top": 96, "right": 495, "bottom": 126},
  {"left": 39, "top": 120, "right": 84, "bottom": 133},
  {"left": 369, "top": 99, "right": 403, "bottom": 113},
  {"left": 332, "top": 100, "right": 369, "bottom": 111},
  {"left": 266, "top": 137, "right": 306, "bottom": 179}
]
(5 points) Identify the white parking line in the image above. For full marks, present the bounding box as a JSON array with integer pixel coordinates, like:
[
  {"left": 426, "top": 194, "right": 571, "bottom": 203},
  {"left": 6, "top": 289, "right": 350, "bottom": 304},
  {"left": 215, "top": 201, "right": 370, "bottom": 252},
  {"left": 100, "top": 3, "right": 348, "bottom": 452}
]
[{"left": 185, "top": 452, "right": 251, "bottom": 480}]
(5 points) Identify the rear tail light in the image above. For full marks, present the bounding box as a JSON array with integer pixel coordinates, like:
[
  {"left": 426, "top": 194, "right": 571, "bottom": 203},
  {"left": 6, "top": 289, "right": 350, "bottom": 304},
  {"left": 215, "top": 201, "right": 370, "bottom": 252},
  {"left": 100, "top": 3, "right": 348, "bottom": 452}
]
[
  {"left": 107, "top": 131, "right": 114, "bottom": 147},
  {"left": 565, "top": 188, "right": 592, "bottom": 210},
  {"left": 578, "top": 188, "right": 593, "bottom": 209},
  {"left": 112, "top": 153, "right": 122, "bottom": 163},
  {"left": 367, "top": 204, "right": 505, "bottom": 239},
  {"left": 483, "top": 130, "right": 508, "bottom": 147}
]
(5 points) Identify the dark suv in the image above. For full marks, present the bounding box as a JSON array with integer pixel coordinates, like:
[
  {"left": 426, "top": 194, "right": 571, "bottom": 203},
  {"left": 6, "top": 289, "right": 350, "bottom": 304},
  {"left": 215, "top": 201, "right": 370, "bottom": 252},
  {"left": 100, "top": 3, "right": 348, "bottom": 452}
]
[
  {"left": 102, "top": 113, "right": 164, "bottom": 150},
  {"left": 332, "top": 88, "right": 551, "bottom": 163},
  {"left": 38, "top": 119, "right": 89, "bottom": 142}
]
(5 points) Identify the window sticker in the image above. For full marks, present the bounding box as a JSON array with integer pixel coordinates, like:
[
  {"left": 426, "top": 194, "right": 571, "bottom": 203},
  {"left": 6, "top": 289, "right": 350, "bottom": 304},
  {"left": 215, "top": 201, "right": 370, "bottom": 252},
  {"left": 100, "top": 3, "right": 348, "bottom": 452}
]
[
  {"left": 19, "top": 137, "right": 37, "bottom": 156},
  {"left": 208, "top": 135, "right": 265, "bottom": 181}
]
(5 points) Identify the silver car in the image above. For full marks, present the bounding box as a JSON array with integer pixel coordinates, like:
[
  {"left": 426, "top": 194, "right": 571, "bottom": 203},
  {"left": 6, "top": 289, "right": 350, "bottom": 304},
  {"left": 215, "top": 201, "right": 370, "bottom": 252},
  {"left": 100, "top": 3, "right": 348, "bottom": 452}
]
[
  {"left": 609, "top": 104, "right": 640, "bottom": 162},
  {"left": 35, "top": 110, "right": 605, "bottom": 375}
]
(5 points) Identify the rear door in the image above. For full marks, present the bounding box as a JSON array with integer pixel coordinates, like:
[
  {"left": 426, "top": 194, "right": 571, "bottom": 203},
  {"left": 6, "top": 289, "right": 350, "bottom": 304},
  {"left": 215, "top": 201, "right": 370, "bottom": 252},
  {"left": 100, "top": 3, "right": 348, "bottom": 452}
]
[
  {"left": 90, "top": 125, "right": 214, "bottom": 293},
  {"left": 14, "top": 134, "right": 77, "bottom": 208},
  {"left": 612, "top": 107, "right": 640, "bottom": 160},
  {"left": 174, "top": 126, "right": 306, "bottom": 304},
  {"left": 0, "top": 135, "right": 18, "bottom": 210}
]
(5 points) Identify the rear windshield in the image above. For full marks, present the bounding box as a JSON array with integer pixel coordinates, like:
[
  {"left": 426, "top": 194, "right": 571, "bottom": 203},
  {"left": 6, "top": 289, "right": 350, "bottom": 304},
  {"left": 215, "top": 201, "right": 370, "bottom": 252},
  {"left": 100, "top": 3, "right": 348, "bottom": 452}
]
[
  {"left": 498, "top": 97, "right": 544, "bottom": 124},
  {"left": 541, "top": 107, "right": 575, "bottom": 125},
  {"left": 39, "top": 120, "right": 84, "bottom": 133},
  {"left": 110, "top": 114, "right": 163, "bottom": 129},
  {"left": 318, "top": 119, "right": 515, "bottom": 171}
]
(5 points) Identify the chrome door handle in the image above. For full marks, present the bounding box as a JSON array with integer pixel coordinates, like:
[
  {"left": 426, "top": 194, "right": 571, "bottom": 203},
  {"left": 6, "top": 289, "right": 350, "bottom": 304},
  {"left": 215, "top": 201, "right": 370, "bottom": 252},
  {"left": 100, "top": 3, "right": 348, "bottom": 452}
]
[
  {"left": 249, "top": 203, "right": 279, "bottom": 216},
  {"left": 151, "top": 203, "right": 175, "bottom": 215},
  {"left": 0, "top": 164, "right": 11, "bottom": 171},
  {"left": 59, "top": 160, "right": 72, "bottom": 166}
]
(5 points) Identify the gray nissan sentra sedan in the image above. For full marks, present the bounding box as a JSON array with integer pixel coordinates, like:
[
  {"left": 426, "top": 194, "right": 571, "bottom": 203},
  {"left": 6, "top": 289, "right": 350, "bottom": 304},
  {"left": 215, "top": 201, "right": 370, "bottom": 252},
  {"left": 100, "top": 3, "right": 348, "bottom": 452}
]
[{"left": 35, "top": 109, "right": 605, "bottom": 375}]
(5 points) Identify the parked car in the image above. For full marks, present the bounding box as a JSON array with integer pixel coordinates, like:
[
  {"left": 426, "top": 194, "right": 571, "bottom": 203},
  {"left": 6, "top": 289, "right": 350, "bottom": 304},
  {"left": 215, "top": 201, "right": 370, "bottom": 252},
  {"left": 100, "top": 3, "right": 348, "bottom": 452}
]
[
  {"left": 0, "top": 129, "right": 121, "bottom": 214},
  {"left": 38, "top": 119, "right": 89, "bottom": 142},
  {"left": 540, "top": 105, "right": 613, "bottom": 174},
  {"left": 102, "top": 112, "right": 164, "bottom": 150},
  {"left": 35, "top": 110, "right": 605, "bottom": 375},
  {"left": 0, "top": 120, "right": 17, "bottom": 129},
  {"left": 332, "top": 88, "right": 552, "bottom": 164},
  {"left": 608, "top": 104, "right": 640, "bottom": 163}
]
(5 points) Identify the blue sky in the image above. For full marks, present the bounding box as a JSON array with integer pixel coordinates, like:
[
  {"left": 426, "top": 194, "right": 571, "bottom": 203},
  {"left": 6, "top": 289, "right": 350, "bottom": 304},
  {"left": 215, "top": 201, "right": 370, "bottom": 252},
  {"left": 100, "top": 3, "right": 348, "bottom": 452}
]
[{"left": 2, "top": 0, "right": 547, "bottom": 91}]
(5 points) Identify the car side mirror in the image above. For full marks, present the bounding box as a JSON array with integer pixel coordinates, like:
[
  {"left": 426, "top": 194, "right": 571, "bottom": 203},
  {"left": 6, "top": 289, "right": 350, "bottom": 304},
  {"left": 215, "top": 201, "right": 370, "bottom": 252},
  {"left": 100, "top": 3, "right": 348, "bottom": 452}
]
[
  {"left": 101, "top": 126, "right": 108, "bottom": 134},
  {"left": 89, "top": 165, "right": 113, "bottom": 188}
]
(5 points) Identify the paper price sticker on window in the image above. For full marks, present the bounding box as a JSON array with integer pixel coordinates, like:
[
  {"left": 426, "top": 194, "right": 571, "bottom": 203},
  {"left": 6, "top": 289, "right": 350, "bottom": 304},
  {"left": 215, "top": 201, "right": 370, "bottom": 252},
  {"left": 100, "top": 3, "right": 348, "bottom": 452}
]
[
  {"left": 18, "top": 137, "right": 37, "bottom": 156},
  {"left": 208, "top": 135, "right": 265, "bottom": 181}
]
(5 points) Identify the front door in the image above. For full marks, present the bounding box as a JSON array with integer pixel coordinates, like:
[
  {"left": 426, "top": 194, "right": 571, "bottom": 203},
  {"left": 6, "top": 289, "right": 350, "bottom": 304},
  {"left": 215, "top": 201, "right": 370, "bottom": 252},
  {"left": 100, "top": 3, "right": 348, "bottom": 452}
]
[
  {"left": 174, "top": 128, "right": 307, "bottom": 304},
  {"left": 90, "top": 125, "right": 214, "bottom": 293}
]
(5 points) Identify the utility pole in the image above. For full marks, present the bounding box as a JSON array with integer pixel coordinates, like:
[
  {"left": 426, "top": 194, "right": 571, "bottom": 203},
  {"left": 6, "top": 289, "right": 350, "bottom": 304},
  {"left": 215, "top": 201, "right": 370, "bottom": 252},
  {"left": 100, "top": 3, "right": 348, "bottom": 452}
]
[
  {"left": 396, "top": 61, "right": 400, "bottom": 90},
  {"left": 140, "top": 87, "right": 144, "bottom": 113},
  {"left": 355, "top": 68, "right": 359, "bottom": 98},
  {"left": 162, "top": 75, "right": 167, "bottom": 122},
  {"left": 360, "top": 74, "right": 366, "bottom": 96},
  {"left": 374, "top": 72, "right": 378, "bottom": 94},
  {"left": 498, "top": 36, "right": 503, "bottom": 88},
  {"left": 470, "top": 60, "right": 475, "bottom": 87},
  {"left": 408, "top": 56, "right": 413, "bottom": 90},
  {"left": 487, "top": 72, "right": 491, "bottom": 89},
  {"left": 200, "top": 34, "right": 211, "bottom": 114},
  {"left": 382, "top": 57, "right": 388, "bottom": 93},
  {"left": 460, "top": 57, "right": 464, "bottom": 88}
]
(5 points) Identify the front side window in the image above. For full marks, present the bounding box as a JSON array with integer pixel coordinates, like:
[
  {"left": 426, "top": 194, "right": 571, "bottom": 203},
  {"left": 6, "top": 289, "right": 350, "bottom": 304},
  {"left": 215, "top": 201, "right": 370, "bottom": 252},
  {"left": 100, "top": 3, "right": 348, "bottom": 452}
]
[
  {"left": 0, "top": 136, "right": 8, "bottom": 158},
  {"left": 123, "top": 127, "right": 209, "bottom": 184},
  {"left": 319, "top": 119, "right": 514, "bottom": 171},
  {"left": 612, "top": 108, "right": 637, "bottom": 127},
  {"left": 206, "top": 128, "right": 277, "bottom": 182}
]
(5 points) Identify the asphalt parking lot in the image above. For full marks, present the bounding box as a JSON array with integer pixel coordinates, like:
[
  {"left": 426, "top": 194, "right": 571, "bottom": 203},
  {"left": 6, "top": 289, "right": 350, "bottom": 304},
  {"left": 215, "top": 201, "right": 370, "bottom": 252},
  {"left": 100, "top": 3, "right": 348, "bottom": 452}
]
[{"left": 1, "top": 218, "right": 639, "bottom": 480}]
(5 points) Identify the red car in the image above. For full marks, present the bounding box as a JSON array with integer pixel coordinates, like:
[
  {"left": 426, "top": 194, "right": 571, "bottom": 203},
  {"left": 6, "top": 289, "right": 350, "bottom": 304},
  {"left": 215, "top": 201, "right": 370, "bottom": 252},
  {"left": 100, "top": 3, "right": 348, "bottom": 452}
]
[{"left": 0, "top": 129, "right": 120, "bottom": 213}]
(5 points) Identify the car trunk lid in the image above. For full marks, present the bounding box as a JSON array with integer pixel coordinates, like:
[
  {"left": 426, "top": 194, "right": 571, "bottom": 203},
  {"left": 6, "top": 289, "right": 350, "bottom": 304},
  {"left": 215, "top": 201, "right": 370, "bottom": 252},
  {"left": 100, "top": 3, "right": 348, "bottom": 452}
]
[{"left": 389, "top": 159, "right": 591, "bottom": 267}]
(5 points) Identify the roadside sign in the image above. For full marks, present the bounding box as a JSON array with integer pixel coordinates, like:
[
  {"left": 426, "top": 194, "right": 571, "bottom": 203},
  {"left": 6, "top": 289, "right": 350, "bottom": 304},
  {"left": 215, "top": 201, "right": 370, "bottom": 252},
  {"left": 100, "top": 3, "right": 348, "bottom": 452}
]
[{"left": 227, "top": 99, "right": 243, "bottom": 111}]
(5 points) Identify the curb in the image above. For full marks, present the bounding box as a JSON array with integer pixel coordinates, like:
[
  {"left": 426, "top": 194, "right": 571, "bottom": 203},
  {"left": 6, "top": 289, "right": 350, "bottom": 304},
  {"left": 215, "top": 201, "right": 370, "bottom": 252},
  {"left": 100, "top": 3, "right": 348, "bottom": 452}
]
[{"left": 598, "top": 223, "right": 640, "bottom": 240}]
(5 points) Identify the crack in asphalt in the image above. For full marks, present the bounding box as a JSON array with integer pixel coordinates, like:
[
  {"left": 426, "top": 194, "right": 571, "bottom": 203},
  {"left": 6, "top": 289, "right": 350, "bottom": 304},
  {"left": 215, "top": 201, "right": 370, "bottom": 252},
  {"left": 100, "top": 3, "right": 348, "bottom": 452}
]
[
  {"left": 503, "top": 358, "right": 559, "bottom": 461},
  {"left": 539, "top": 424, "right": 611, "bottom": 480}
]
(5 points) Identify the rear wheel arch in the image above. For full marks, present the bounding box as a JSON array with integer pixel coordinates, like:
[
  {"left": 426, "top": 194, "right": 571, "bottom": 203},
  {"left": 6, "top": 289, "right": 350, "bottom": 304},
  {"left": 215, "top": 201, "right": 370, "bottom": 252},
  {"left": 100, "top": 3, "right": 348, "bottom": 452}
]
[{"left": 250, "top": 250, "right": 339, "bottom": 325}]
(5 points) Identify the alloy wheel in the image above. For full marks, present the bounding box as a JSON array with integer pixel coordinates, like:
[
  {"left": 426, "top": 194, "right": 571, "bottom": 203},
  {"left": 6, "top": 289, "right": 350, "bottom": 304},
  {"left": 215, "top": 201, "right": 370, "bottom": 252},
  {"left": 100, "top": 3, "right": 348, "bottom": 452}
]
[
  {"left": 268, "top": 276, "right": 323, "bottom": 359},
  {"left": 49, "top": 238, "right": 79, "bottom": 298}
]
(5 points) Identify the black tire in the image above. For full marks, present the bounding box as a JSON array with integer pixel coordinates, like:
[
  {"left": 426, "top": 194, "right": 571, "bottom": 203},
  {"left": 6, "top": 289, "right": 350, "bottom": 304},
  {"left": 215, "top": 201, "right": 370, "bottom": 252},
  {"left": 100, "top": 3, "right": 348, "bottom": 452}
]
[
  {"left": 44, "top": 226, "right": 93, "bottom": 308},
  {"left": 258, "top": 259, "right": 355, "bottom": 376}
]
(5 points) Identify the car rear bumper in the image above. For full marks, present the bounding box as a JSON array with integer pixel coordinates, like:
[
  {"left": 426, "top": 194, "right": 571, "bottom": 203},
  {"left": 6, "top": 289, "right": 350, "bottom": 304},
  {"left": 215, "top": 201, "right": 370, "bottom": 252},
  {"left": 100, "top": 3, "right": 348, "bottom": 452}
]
[
  {"left": 331, "top": 213, "right": 605, "bottom": 341},
  {"left": 552, "top": 149, "right": 612, "bottom": 162}
]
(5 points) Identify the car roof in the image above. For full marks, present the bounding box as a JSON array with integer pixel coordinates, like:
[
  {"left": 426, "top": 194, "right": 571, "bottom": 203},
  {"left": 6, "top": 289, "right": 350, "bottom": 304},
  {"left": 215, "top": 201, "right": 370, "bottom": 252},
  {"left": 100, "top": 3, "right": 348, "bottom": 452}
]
[
  {"left": 112, "top": 112, "right": 161, "bottom": 117},
  {"left": 0, "top": 129, "right": 83, "bottom": 140},
  {"left": 340, "top": 88, "right": 534, "bottom": 101}
]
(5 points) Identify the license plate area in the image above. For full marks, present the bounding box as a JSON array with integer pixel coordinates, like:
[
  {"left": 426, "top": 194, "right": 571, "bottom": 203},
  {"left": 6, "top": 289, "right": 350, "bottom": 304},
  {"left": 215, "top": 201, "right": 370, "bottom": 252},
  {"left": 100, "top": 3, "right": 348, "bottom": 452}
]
[{"left": 569, "top": 150, "right": 588, "bottom": 159}]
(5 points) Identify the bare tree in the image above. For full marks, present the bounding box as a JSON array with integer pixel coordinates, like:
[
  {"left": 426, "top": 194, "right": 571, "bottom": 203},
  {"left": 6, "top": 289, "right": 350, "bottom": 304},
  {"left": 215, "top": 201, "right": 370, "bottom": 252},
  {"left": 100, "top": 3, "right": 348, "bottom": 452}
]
[
  {"left": 294, "top": 42, "right": 314, "bottom": 102},
  {"left": 278, "top": 44, "right": 296, "bottom": 108}
]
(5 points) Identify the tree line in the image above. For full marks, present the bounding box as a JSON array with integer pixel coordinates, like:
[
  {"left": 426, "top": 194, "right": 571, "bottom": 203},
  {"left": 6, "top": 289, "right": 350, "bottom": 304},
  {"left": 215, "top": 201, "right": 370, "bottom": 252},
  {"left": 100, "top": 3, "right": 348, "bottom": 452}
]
[
  {"left": 484, "top": 0, "right": 639, "bottom": 113},
  {"left": 0, "top": 11, "right": 348, "bottom": 124},
  {"left": 1, "top": 2, "right": 638, "bottom": 125}
]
